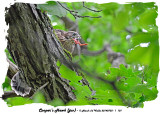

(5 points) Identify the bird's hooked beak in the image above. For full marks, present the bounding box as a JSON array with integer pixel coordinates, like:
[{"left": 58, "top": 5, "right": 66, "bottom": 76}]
[
  {"left": 73, "top": 37, "right": 80, "bottom": 42},
  {"left": 72, "top": 35, "right": 80, "bottom": 43},
  {"left": 72, "top": 35, "right": 80, "bottom": 40}
]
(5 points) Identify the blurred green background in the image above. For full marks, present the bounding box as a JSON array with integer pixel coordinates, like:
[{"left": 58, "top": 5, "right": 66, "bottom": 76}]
[{"left": 3, "top": 1, "right": 159, "bottom": 108}]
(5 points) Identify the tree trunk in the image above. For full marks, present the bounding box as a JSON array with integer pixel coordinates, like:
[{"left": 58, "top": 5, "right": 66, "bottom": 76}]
[{"left": 5, "top": 3, "right": 76, "bottom": 103}]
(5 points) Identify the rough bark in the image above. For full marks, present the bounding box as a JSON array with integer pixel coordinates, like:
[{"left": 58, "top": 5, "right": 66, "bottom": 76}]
[{"left": 5, "top": 3, "right": 76, "bottom": 103}]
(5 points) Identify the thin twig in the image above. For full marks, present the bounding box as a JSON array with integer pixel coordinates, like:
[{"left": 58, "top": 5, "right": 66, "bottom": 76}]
[
  {"left": 75, "top": 14, "right": 101, "bottom": 18},
  {"left": 57, "top": 1, "right": 101, "bottom": 19},
  {"left": 57, "top": 1, "right": 78, "bottom": 13},
  {"left": 29, "top": 82, "right": 49, "bottom": 99},
  {"left": 57, "top": 1, "right": 77, "bottom": 19},
  {"left": 82, "top": 2, "right": 102, "bottom": 12}
]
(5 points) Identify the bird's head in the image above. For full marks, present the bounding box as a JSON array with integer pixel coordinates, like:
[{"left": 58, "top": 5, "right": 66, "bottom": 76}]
[
  {"left": 55, "top": 29, "right": 88, "bottom": 54},
  {"left": 65, "top": 31, "right": 87, "bottom": 46},
  {"left": 65, "top": 31, "right": 81, "bottom": 42}
]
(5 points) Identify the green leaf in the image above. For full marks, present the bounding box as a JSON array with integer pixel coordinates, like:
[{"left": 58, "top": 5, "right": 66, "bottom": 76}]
[
  {"left": 131, "top": 85, "right": 158, "bottom": 101},
  {"left": 128, "top": 46, "right": 151, "bottom": 65},
  {"left": 116, "top": 76, "right": 142, "bottom": 92},
  {"left": 48, "top": 99, "right": 64, "bottom": 107},
  {"left": 32, "top": 92, "right": 46, "bottom": 103},
  {"left": 90, "top": 90, "right": 125, "bottom": 105},
  {"left": 101, "top": 3, "right": 120, "bottom": 15},
  {"left": 131, "top": 32, "right": 158, "bottom": 47},
  {"left": 5, "top": 49, "right": 15, "bottom": 64},
  {"left": 6, "top": 97, "right": 32, "bottom": 107},
  {"left": 112, "top": 5, "right": 130, "bottom": 32},
  {"left": 67, "top": 98, "right": 90, "bottom": 106},
  {"left": 106, "top": 68, "right": 119, "bottom": 81},
  {"left": 59, "top": 65, "right": 91, "bottom": 99},
  {"left": 59, "top": 64, "right": 82, "bottom": 83},
  {"left": 37, "top": 1, "right": 67, "bottom": 17},
  {"left": 2, "top": 77, "right": 11, "bottom": 91},
  {"left": 121, "top": 91, "right": 142, "bottom": 107},
  {"left": 138, "top": 8, "right": 157, "bottom": 30},
  {"left": 127, "top": 44, "right": 159, "bottom": 72}
]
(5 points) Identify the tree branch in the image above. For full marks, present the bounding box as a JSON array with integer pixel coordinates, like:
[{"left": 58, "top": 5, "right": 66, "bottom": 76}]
[
  {"left": 1, "top": 90, "right": 20, "bottom": 99},
  {"left": 7, "top": 58, "right": 18, "bottom": 79},
  {"left": 60, "top": 17, "right": 79, "bottom": 32},
  {"left": 57, "top": 1, "right": 101, "bottom": 19},
  {"left": 82, "top": 2, "right": 102, "bottom": 12}
]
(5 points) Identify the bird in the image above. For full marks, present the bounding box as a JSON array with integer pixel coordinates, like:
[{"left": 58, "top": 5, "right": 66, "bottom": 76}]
[{"left": 54, "top": 29, "right": 88, "bottom": 55}]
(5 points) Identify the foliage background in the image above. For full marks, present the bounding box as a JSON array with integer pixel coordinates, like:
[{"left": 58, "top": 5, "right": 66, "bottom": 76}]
[{"left": 3, "top": 1, "right": 159, "bottom": 108}]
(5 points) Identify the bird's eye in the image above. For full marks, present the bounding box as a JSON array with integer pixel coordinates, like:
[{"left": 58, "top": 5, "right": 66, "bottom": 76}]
[
  {"left": 66, "top": 36, "right": 69, "bottom": 39},
  {"left": 72, "top": 33, "right": 77, "bottom": 36}
]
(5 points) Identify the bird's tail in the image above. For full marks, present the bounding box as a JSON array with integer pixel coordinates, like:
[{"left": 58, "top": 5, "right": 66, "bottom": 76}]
[{"left": 11, "top": 72, "right": 31, "bottom": 97}]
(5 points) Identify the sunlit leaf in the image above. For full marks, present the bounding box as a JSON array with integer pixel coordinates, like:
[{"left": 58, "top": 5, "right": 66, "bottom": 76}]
[
  {"left": 138, "top": 9, "right": 157, "bottom": 30},
  {"left": 37, "top": 1, "right": 67, "bottom": 17},
  {"left": 32, "top": 92, "right": 46, "bottom": 103},
  {"left": 6, "top": 97, "right": 32, "bottom": 107},
  {"left": 48, "top": 99, "right": 64, "bottom": 107}
]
